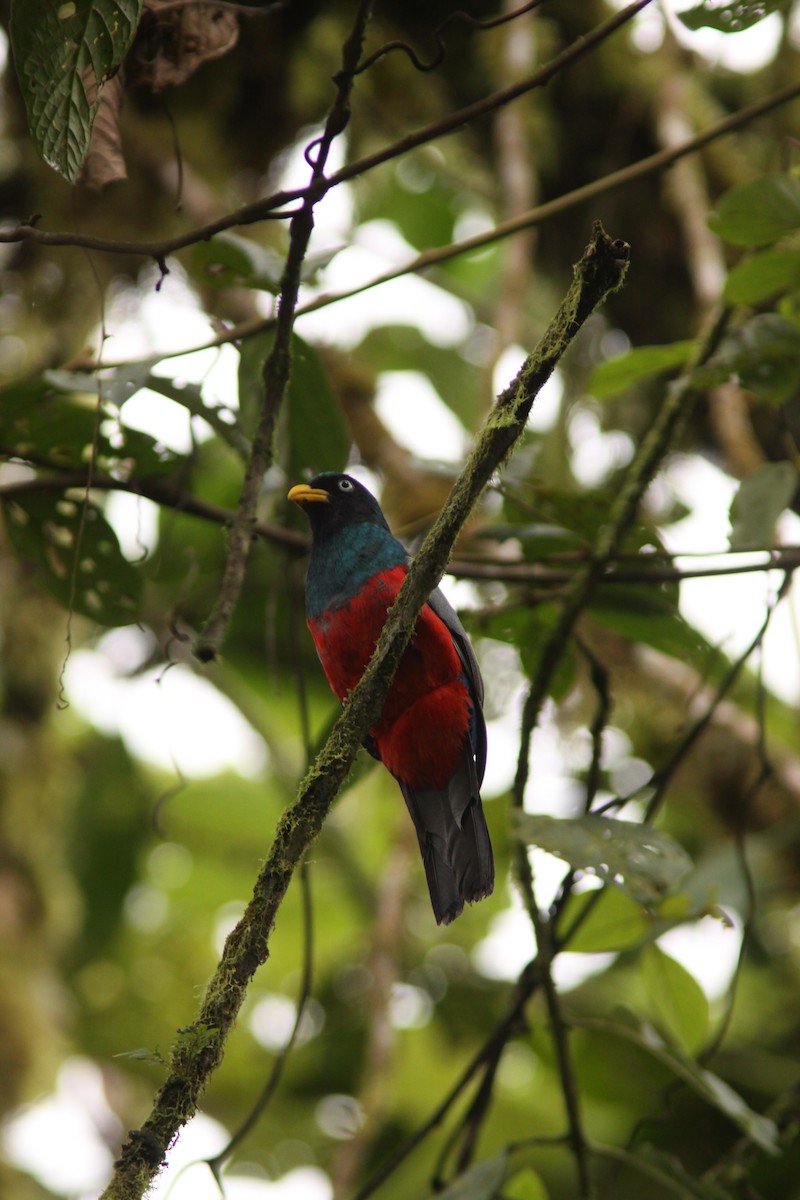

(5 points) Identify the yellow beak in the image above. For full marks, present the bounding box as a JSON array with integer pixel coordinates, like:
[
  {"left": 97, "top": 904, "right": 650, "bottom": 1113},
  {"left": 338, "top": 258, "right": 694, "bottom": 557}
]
[{"left": 287, "top": 483, "right": 330, "bottom": 505}]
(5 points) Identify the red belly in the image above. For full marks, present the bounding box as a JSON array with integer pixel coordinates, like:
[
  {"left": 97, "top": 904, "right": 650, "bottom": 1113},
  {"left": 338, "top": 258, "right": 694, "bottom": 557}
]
[{"left": 308, "top": 566, "right": 471, "bottom": 789}]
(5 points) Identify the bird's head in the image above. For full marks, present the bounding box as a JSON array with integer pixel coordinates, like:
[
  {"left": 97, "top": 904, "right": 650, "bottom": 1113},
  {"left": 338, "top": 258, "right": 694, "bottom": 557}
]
[{"left": 288, "top": 472, "right": 390, "bottom": 538}]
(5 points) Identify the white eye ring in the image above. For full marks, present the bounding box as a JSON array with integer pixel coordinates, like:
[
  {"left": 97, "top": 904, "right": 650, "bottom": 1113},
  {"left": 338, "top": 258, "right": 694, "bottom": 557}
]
[{"left": 338, "top": 478, "right": 354, "bottom": 492}]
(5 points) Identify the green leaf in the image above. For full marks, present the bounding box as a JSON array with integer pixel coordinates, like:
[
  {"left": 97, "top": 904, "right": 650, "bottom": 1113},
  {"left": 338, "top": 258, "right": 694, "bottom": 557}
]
[
  {"left": 0, "top": 376, "right": 181, "bottom": 478},
  {"left": 436, "top": 1150, "right": 507, "bottom": 1200},
  {"left": 709, "top": 176, "right": 800, "bottom": 247},
  {"left": 2, "top": 492, "right": 141, "bottom": 625},
  {"left": 724, "top": 248, "right": 800, "bottom": 305},
  {"left": 559, "top": 886, "right": 651, "bottom": 952},
  {"left": 513, "top": 814, "right": 692, "bottom": 906},
  {"left": 10, "top": 0, "right": 142, "bottom": 182},
  {"left": 501, "top": 1166, "right": 549, "bottom": 1200},
  {"left": 356, "top": 323, "right": 480, "bottom": 429},
  {"left": 481, "top": 605, "right": 577, "bottom": 701},
  {"left": 677, "top": 0, "right": 787, "bottom": 33},
  {"left": 238, "top": 333, "right": 350, "bottom": 476},
  {"left": 635, "top": 1145, "right": 733, "bottom": 1199},
  {"left": 285, "top": 335, "right": 350, "bottom": 479},
  {"left": 589, "top": 584, "right": 708, "bottom": 664},
  {"left": 729, "top": 461, "right": 798, "bottom": 549},
  {"left": 699, "top": 313, "right": 800, "bottom": 405},
  {"left": 589, "top": 341, "right": 693, "bottom": 400},
  {"left": 641, "top": 944, "right": 709, "bottom": 1054},
  {"left": 190, "top": 232, "right": 284, "bottom": 292},
  {"left": 581, "top": 1016, "right": 780, "bottom": 1153}
]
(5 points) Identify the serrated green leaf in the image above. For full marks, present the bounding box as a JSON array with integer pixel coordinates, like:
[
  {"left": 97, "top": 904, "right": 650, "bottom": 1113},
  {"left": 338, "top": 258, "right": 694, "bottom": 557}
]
[
  {"left": 724, "top": 248, "right": 800, "bottom": 305},
  {"left": 436, "top": 1150, "right": 507, "bottom": 1200},
  {"left": 729, "top": 461, "right": 798, "bottom": 549},
  {"left": 10, "top": 0, "right": 142, "bottom": 182},
  {"left": 589, "top": 341, "right": 693, "bottom": 400},
  {"left": 709, "top": 176, "right": 800, "bottom": 247},
  {"left": 559, "top": 886, "right": 651, "bottom": 952},
  {"left": 641, "top": 944, "right": 709, "bottom": 1054},
  {"left": 677, "top": 0, "right": 787, "bottom": 33},
  {"left": 513, "top": 814, "right": 692, "bottom": 906},
  {"left": 191, "top": 232, "right": 284, "bottom": 292},
  {"left": 3, "top": 492, "right": 141, "bottom": 625}
]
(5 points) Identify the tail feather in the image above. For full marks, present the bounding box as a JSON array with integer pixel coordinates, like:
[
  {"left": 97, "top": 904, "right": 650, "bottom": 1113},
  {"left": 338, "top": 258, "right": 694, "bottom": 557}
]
[{"left": 399, "top": 754, "right": 494, "bottom": 925}]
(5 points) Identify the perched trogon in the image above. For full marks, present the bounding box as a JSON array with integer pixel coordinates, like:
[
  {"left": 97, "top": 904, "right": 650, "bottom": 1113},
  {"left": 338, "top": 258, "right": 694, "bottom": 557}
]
[{"left": 288, "top": 472, "right": 494, "bottom": 924}]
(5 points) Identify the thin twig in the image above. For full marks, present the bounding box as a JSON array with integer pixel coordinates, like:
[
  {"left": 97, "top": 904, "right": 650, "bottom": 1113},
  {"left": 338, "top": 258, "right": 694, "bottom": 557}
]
[
  {"left": 352, "top": 960, "right": 544, "bottom": 1200},
  {"left": 643, "top": 572, "right": 794, "bottom": 822},
  {"left": 7, "top": 470, "right": 800, "bottom": 585},
  {"left": 355, "top": 0, "right": 549, "bottom": 74},
  {"left": 511, "top": 304, "right": 733, "bottom": 817},
  {"left": 192, "top": 1, "right": 373, "bottom": 662}
]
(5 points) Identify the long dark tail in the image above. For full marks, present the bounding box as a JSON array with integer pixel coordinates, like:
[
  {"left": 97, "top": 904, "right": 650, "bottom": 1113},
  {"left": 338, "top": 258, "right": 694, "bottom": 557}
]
[{"left": 399, "top": 755, "right": 494, "bottom": 925}]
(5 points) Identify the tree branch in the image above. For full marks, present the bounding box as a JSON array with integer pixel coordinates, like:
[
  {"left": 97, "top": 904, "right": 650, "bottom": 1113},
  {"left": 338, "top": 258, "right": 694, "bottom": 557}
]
[
  {"left": 97, "top": 223, "right": 627, "bottom": 1200},
  {"left": 7, "top": 470, "right": 800, "bottom": 586}
]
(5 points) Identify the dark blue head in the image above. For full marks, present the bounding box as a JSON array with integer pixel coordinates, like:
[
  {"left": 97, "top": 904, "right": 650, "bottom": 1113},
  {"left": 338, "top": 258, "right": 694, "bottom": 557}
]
[
  {"left": 287, "top": 472, "right": 390, "bottom": 537},
  {"left": 288, "top": 473, "right": 406, "bottom": 616}
]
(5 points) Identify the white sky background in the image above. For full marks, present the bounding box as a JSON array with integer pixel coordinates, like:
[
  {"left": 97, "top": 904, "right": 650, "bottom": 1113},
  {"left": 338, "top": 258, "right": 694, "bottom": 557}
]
[{"left": 4, "top": 5, "right": 800, "bottom": 1197}]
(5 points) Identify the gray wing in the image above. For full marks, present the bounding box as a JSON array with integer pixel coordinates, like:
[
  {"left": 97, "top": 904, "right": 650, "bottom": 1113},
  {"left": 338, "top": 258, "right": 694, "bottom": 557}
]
[{"left": 427, "top": 585, "right": 487, "bottom": 785}]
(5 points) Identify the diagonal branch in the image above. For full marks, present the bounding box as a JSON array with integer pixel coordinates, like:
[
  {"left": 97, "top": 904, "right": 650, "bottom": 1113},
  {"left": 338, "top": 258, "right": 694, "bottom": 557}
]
[{"left": 98, "top": 222, "right": 628, "bottom": 1200}]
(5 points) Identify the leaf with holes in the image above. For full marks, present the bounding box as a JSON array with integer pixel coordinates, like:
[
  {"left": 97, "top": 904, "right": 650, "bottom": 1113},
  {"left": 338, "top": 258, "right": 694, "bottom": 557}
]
[
  {"left": 10, "top": 0, "right": 142, "bottom": 183},
  {"left": 3, "top": 492, "right": 142, "bottom": 625},
  {"left": 677, "top": 0, "right": 787, "bottom": 33},
  {"left": 513, "top": 813, "right": 692, "bottom": 906},
  {"left": 0, "top": 377, "right": 181, "bottom": 479}
]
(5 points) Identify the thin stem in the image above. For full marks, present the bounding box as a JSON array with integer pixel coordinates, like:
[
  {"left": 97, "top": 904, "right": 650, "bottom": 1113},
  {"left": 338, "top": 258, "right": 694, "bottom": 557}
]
[
  {"left": 193, "top": 0, "right": 373, "bottom": 662},
  {"left": 511, "top": 305, "right": 732, "bottom": 815}
]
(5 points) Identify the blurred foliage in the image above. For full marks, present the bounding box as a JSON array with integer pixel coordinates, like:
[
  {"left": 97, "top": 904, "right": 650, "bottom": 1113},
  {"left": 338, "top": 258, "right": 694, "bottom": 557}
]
[{"left": 2, "top": 2, "right": 800, "bottom": 1200}]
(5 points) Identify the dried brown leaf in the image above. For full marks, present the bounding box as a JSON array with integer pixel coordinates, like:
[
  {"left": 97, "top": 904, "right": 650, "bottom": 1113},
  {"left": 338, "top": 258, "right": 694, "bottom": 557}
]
[
  {"left": 79, "top": 71, "right": 127, "bottom": 189},
  {"left": 131, "top": 3, "right": 239, "bottom": 92}
]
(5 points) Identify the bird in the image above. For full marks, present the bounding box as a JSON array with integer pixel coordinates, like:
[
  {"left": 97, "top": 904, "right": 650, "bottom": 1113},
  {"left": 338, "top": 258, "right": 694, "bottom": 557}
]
[{"left": 288, "top": 471, "right": 494, "bottom": 925}]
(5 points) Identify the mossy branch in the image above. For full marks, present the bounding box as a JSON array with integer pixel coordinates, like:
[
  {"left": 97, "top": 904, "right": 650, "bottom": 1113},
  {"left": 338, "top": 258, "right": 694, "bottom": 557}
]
[{"left": 98, "top": 222, "right": 628, "bottom": 1200}]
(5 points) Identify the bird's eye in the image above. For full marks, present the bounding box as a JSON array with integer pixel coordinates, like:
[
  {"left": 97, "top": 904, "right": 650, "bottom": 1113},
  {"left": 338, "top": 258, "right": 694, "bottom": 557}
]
[{"left": 338, "top": 478, "right": 354, "bottom": 493}]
